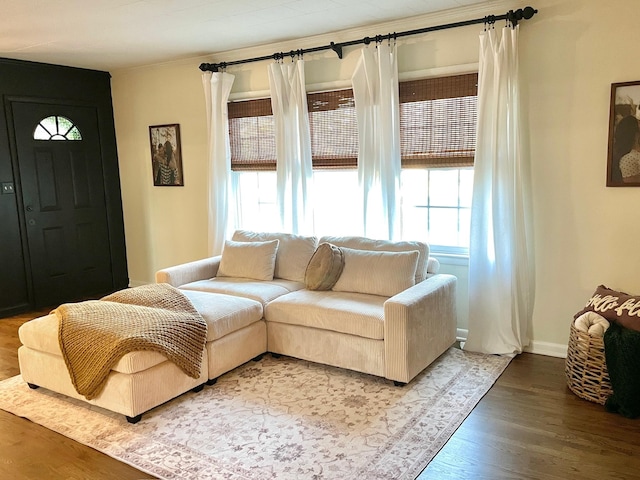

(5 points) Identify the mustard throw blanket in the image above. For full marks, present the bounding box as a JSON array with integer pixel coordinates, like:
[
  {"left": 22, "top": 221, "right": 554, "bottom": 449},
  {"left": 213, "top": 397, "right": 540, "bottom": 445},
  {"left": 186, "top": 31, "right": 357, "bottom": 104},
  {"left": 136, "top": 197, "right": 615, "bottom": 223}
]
[{"left": 56, "top": 284, "right": 207, "bottom": 400}]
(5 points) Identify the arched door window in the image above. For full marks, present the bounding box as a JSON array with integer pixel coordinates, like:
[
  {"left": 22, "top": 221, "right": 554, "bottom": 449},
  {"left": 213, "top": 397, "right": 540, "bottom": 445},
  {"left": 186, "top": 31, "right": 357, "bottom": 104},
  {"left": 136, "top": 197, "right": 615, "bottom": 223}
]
[{"left": 33, "top": 115, "right": 82, "bottom": 140}]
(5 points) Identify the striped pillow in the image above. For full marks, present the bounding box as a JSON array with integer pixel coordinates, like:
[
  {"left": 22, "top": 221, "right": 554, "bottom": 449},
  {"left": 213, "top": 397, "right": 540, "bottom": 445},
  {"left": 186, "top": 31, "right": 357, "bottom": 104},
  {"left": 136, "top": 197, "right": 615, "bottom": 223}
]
[{"left": 331, "top": 247, "right": 419, "bottom": 297}]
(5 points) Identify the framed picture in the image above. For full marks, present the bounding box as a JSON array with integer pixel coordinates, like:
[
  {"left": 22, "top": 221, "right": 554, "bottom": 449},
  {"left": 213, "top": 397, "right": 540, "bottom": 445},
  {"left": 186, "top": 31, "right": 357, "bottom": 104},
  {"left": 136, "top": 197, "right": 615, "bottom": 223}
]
[
  {"left": 607, "top": 81, "right": 640, "bottom": 186},
  {"left": 149, "top": 123, "right": 184, "bottom": 186}
]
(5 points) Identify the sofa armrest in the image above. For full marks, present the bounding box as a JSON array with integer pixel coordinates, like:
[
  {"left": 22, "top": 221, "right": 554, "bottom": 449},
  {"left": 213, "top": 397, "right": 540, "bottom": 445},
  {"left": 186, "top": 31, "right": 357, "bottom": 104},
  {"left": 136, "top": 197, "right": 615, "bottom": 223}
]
[
  {"left": 383, "top": 274, "right": 457, "bottom": 383},
  {"left": 155, "top": 256, "right": 221, "bottom": 287}
]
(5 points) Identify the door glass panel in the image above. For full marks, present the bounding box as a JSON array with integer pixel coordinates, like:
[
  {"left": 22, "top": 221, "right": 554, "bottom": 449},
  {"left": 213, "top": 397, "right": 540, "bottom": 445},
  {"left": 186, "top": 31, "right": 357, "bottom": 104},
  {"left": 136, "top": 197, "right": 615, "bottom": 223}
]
[{"left": 33, "top": 115, "right": 82, "bottom": 140}]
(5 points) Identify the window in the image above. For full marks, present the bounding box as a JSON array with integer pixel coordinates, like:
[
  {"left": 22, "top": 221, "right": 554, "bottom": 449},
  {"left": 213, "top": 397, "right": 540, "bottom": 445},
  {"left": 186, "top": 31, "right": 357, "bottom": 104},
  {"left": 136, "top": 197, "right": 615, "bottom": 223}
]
[
  {"left": 33, "top": 115, "right": 82, "bottom": 140},
  {"left": 401, "top": 168, "right": 473, "bottom": 254},
  {"left": 398, "top": 74, "right": 477, "bottom": 253},
  {"left": 228, "top": 73, "right": 477, "bottom": 252}
]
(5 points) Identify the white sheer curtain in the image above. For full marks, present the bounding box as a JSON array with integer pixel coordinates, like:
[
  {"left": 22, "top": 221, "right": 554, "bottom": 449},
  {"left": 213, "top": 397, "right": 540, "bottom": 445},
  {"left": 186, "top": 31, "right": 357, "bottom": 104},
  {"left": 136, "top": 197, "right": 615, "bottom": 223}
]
[
  {"left": 202, "top": 71, "right": 235, "bottom": 255},
  {"left": 464, "top": 26, "right": 535, "bottom": 355},
  {"left": 268, "top": 59, "right": 313, "bottom": 234},
  {"left": 352, "top": 42, "right": 401, "bottom": 240}
]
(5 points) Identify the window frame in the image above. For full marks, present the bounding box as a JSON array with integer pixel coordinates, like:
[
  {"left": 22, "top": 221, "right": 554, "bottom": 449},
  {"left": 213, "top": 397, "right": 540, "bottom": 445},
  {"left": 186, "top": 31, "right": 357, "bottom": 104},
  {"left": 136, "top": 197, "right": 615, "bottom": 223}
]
[{"left": 227, "top": 72, "right": 478, "bottom": 253}]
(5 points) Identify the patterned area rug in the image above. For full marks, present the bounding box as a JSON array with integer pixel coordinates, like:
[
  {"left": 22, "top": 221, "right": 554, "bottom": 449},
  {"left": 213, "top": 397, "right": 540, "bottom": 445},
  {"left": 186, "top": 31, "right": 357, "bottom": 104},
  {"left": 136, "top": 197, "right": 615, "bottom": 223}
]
[{"left": 0, "top": 348, "right": 510, "bottom": 479}]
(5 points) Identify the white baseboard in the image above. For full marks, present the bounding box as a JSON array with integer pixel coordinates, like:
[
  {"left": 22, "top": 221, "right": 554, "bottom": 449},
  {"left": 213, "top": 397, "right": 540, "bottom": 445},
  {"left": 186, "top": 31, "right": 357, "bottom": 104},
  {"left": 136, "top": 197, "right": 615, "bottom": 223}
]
[
  {"left": 524, "top": 341, "right": 567, "bottom": 359},
  {"left": 128, "top": 280, "right": 149, "bottom": 288},
  {"left": 456, "top": 328, "right": 567, "bottom": 358}
]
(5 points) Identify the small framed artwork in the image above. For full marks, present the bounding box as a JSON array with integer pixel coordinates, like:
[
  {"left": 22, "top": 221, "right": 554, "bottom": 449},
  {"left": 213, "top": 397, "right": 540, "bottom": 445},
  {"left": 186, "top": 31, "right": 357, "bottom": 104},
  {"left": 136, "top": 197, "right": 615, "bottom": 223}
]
[
  {"left": 149, "top": 123, "right": 184, "bottom": 186},
  {"left": 607, "top": 81, "right": 640, "bottom": 186}
]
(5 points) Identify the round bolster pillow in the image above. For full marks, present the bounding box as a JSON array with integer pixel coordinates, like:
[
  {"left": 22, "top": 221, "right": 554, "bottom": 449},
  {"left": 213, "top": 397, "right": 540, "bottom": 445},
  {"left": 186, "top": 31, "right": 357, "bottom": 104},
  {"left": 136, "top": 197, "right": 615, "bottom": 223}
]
[{"left": 304, "top": 242, "right": 345, "bottom": 291}]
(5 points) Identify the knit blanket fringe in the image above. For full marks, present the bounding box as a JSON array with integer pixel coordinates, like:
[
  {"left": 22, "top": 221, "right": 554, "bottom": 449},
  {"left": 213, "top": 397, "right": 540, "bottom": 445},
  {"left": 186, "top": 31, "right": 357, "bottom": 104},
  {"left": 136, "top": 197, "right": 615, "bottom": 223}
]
[{"left": 56, "top": 284, "right": 207, "bottom": 400}]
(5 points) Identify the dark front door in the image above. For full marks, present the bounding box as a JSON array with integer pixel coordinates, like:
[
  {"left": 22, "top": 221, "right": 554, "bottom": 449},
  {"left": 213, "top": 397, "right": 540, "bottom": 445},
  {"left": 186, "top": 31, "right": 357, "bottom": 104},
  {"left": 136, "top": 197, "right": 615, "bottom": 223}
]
[{"left": 12, "top": 101, "right": 114, "bottom": 307}]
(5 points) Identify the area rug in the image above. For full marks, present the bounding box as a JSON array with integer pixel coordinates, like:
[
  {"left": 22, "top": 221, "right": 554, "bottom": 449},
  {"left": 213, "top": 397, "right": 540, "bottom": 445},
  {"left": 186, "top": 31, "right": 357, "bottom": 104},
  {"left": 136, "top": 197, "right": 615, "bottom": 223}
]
[{"left": 0, "top": 348, "right": 510, "bottom": 479}]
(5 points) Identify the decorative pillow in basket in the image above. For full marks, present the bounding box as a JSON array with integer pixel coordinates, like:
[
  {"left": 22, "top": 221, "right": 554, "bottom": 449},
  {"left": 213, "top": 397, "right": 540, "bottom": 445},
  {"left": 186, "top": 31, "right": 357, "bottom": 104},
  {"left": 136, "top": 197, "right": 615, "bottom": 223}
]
[{"left": 565, "top": 311, "right": 612, "bottom": 405}]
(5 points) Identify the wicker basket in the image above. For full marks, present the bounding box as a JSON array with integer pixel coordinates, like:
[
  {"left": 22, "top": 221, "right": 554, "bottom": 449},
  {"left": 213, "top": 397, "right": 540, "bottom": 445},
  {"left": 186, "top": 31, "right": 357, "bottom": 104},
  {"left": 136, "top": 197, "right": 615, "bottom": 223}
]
[{"left": 565, "top": 322, "right": 613, "bottom": 404}]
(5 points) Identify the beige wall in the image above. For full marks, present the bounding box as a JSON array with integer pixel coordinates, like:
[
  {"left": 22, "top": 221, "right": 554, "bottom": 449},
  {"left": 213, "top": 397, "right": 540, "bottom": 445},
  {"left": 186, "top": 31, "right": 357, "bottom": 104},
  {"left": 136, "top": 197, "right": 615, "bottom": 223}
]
[{"left": 111, "top": 0, "right": 640, "bottom": 355}]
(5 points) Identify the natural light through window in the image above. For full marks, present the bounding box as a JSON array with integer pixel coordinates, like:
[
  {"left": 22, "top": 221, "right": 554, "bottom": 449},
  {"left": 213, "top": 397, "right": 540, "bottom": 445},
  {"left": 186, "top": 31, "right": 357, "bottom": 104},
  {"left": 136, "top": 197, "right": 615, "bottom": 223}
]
[
  {"left": 232, "top": 168, "right": 473, "bottom": 253},
  {"left": 33, "top": 115, "right": 82, "bottom": 141}
]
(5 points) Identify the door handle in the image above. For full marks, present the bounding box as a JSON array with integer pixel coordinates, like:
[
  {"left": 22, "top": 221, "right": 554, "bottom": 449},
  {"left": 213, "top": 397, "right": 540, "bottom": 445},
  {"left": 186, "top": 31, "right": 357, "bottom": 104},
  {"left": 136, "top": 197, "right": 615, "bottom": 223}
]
[{"left": 26, "top": 205, "right": 33, "bottom": 212}]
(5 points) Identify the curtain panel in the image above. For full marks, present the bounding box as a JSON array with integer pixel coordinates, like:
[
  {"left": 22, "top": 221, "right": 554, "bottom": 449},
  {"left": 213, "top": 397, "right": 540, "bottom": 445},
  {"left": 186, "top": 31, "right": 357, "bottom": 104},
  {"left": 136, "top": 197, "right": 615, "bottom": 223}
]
[
  {"left": 268, "top": 60, "right": 313, "bottom": 234},
  {"left": 202, "top": 71, "right": 235, "bottom": 255},
  {"left": 352, "top": 43, "right": 401, "bottom": 240},
  {"left": 464, "top": 26, "right": 535, "bottom": 355}
]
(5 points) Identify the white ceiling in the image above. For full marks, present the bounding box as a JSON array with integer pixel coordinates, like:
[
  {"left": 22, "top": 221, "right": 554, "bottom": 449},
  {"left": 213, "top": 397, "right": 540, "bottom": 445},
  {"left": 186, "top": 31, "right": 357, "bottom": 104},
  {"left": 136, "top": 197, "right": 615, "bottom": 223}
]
[{"left": 0, "top": 0, "right": 494, "bottom": 72}]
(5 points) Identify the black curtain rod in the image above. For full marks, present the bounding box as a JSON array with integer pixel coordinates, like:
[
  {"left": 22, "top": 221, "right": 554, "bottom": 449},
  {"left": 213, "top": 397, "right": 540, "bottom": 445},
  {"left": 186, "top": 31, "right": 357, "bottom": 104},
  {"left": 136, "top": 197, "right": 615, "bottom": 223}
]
[{"left": 199, "top": 6, "right": 537, "bottom": 72}]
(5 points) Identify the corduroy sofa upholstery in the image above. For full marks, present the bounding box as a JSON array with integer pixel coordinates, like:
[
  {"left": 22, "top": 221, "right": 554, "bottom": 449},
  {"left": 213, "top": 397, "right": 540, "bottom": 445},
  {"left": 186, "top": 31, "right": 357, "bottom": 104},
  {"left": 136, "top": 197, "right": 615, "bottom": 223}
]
[{"left": 158, "top": 230, "right": 458, "bottom": 385}]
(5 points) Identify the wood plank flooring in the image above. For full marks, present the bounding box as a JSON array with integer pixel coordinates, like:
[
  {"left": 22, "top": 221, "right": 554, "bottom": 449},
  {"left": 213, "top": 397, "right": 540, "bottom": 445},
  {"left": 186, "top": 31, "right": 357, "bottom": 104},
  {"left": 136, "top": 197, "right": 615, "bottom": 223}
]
[{"left": 1, "top": 311, "right": 639, "bottom": 480}]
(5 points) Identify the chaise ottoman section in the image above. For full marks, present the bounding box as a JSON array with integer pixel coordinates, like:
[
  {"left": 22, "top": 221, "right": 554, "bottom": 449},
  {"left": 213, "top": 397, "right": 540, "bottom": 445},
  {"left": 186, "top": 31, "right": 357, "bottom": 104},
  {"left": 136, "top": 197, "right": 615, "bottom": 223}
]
[
  {"left": 17, "top": 289, "right": 266, "bottom": 422},
  {"left": 18, "top": 313, "right": 208, "bottom": 423}
]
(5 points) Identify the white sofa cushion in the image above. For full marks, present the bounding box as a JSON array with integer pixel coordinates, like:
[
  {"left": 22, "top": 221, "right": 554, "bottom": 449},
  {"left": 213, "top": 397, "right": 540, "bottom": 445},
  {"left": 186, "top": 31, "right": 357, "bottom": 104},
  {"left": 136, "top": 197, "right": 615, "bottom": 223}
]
[
  {"left": 331, "top": 247, "right": 419, "bottom": 297},
  {"left": 320, "top": 235, "right": 429, "bottom": 283},
  {"left": 265, "top": 289, "right": 385, "bottom": 340},
  {"left": 180, "top": 277, "right": 305, "bottom": 307},
  {"left": 181, "top": 290, "right": 263, "bottom": 341},
  {"left": 232, "top": 230, "right": 317, "bottom": 283},
  {"left": 218, "top": 239, "right": 279, "bottom": 281}
]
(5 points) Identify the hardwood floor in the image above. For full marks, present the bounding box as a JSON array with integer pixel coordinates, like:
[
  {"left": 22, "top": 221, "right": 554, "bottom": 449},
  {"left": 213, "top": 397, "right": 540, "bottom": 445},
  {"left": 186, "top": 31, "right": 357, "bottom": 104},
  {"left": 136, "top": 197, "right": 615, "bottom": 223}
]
[
  {"left": 1, "top": 311, "right": 639, "bottom": 480},
  {"left": 0, "top": 309, "right": 154, "bottom": 480}
]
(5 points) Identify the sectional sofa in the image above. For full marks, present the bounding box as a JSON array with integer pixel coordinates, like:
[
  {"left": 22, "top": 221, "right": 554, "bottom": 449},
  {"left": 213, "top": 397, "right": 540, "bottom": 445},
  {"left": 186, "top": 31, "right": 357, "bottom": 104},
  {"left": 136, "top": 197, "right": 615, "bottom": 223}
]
[{"left": 18, "top": 231, "right": 457, "bottom": 423}]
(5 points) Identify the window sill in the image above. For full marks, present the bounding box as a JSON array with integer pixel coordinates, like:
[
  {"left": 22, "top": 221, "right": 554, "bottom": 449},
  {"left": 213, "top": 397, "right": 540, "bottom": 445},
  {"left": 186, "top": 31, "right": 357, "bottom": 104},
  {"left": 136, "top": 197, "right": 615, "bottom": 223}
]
[{"left": 431, "top": 252, "right": 469, "bottom": 267}]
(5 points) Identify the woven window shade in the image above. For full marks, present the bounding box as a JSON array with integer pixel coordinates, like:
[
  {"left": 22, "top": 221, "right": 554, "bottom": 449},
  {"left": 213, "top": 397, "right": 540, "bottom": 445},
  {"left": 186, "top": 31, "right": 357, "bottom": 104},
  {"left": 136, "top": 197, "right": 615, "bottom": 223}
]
[
  {"left": 228, "top": 98, "right": 276, "bottom": 171},
  {"left": 399, "top": 73, "right": 478, "bottom": 168},
  {"left": 307, "top": 89, "right": 358, "bottom": 169},
  {"left": 227, "top": 73, "right": 478, "bottom": 171}
]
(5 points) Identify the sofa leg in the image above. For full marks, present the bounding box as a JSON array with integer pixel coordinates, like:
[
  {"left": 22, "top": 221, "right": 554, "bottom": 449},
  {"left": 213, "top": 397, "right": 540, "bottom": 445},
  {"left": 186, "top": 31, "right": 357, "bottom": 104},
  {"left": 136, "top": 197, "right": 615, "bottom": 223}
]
[
  {"left": 206, "top": 378, "right": 218, "bottom": 386},
  {"left": 393, "top": 381, "right": 407, "bottom": 387},
  {"left": 270, "top": 353, "right": 282, "bottom": 359},
  {"left": 252, "top": 353, "right": 265, "bottom": 362},
  {"left": 27, "top": 383, "right": 40, "bottom": 390},
  {"left": 126, "top": 414, "right": 142, "bottom": 424},
  {"left": 192, "top": 383, "right": 205, "bottom": 393}
]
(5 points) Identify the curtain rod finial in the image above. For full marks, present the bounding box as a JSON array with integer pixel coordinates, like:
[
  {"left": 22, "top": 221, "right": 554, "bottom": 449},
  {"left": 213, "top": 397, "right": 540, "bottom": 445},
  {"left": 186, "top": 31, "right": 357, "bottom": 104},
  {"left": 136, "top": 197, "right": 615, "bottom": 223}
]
[{"left": 508, "top": 6, "right": 538, "bottom": 26}]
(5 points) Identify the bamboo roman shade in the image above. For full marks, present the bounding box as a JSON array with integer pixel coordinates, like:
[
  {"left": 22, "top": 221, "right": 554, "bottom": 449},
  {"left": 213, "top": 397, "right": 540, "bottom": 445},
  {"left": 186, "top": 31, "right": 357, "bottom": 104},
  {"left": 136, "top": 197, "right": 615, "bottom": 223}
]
[
  {"left": 307, "top": 89, "right": 358, "bottom": 169},
  {"left": 228, "top": 98, "right": 276, "bottom": 171},
  {"left": 399, "top": 73, "right": 478, "bottom": 168},
  {"left": 228, "top": 73, "right": 478, "bottom": 171}
]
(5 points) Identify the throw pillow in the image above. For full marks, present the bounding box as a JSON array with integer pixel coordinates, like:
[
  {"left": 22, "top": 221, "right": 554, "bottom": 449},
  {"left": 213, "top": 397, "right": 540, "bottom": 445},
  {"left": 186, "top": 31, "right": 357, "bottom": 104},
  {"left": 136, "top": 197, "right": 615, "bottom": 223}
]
[
  {"left": 574, "top": 284, "right": 640, "bottom": 332},
  {"left": 304, "top": 242, "right": 345, "bottom": 291},
  {"left": 218, "top": 239, "right": 279, "bottom": 281},
  {"left": 232, "top": 230, "right": 318, "bottom": 283},
  {"left": 332, "top": 247, "right": 419, "bottom": 297}
]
